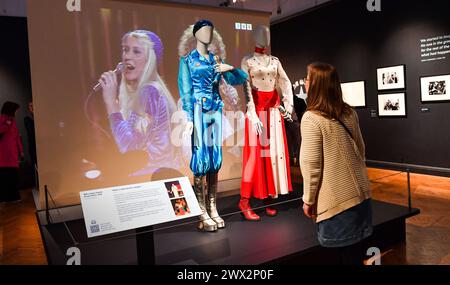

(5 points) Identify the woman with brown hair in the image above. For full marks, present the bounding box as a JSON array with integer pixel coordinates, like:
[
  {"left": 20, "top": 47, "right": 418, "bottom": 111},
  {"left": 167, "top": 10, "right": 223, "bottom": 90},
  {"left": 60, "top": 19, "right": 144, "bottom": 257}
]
[{"left": 300, "top": 63, "right": 372, "bottom": 265}]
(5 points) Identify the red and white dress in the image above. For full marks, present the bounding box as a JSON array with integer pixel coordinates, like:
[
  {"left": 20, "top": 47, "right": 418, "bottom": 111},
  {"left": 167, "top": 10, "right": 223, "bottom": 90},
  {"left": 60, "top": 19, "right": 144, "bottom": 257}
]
[{"left": 240, "top": 52, "right": 294, "bottom": 199}]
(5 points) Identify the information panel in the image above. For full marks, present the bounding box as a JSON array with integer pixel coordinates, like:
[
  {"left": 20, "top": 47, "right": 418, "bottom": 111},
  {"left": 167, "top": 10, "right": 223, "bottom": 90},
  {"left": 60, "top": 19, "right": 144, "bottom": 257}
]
[{"left": 80, "top": 177, "right": 200, "bottom": 238}]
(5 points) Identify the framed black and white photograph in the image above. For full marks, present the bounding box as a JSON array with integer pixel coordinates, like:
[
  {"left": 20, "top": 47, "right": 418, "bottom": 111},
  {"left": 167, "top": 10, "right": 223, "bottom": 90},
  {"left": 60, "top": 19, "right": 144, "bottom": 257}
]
[
  {"left": 377, "top": 65, "right": 406, "bottom": 91},
  {"left": 378, "top": 93, "right": 407, "bottom": 117},
  {"left": 420, "top": 74, "right": 450, "bottom": 102},
  {"left": 341, "top": 81, "right": 366, "bottom": 107}
]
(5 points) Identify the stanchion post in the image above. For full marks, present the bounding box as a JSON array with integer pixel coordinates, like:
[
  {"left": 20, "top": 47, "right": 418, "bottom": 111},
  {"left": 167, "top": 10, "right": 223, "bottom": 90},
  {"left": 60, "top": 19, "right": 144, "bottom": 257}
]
[
  {"left": 406, "top": 168, "right": 412, "bottom": 211},
  {"left": 45, "top": 185, "right": 51, "bottom": 224}
]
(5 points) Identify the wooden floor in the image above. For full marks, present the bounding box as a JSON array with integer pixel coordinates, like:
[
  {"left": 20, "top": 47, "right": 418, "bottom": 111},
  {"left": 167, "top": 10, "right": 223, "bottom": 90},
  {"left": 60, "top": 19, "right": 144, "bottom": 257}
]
[
  {"left": 0, "top": 167, "right": 449, "bottom": 265},
  {"left": 0, "top": 190, "right": 47, "bottom": 265},
  {"left": 369, "top": 169, "right": 450, "bottom": 265}
]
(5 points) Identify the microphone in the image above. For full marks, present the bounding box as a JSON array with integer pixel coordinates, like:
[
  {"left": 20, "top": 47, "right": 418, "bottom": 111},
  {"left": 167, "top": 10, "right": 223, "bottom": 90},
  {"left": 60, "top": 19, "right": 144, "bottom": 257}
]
[
  {"left": 93, "top": 62, "right": 124, "bottom": 92},
  {"left": 213, "top": 55, "right": 221, "bottom": 66},
  {"left": 213, "top": 55, "right": 223, "bottom": 83}
]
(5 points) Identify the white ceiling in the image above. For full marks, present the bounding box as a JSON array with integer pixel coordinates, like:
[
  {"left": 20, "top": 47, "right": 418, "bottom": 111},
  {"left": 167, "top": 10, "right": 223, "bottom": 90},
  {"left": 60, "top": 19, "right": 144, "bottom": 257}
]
[
  {"left": 155, "top": 0, "right": 333, "bottom": 22},
  {"left": 0, "top": 0, "right": 331, "bottom": 22}
]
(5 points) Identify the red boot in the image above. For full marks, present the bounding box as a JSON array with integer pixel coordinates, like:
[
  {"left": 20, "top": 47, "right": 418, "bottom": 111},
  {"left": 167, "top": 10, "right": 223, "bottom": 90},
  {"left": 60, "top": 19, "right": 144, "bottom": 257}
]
[
  {"left": 238, "top": 198, "right": 260, "bottom": 221},
  {"left": 264, "top": 198, "right": 277, "bottom": 216}
]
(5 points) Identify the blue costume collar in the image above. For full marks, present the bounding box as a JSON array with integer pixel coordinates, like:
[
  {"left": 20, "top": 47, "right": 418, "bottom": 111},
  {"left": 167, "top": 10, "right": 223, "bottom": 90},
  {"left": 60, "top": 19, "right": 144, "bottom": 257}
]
[{"left": 191, "top": 49, "right": 216, "bottom": 64}]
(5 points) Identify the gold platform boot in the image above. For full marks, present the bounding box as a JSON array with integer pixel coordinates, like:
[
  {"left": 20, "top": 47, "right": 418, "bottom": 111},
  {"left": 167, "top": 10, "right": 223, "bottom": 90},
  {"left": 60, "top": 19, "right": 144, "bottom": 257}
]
[
  {"left": 206, "top": 172, "right": 225, "bottom": 229},
  {"left": 194, "top": 176, "right": 217, "bottom": 232}
]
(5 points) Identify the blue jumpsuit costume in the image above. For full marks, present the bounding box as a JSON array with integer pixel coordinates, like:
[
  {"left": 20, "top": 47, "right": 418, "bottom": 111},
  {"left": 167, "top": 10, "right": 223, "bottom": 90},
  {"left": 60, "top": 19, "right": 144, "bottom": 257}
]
[{"left": 178, "top": 49, "right": 247, "bottom": 176}]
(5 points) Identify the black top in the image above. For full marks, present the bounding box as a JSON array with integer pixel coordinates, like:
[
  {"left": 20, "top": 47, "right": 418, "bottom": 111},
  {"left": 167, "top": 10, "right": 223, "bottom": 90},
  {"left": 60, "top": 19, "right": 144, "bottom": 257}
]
[
  {"left": 292, "top": 86, "right": 307, "bottom": 121},
  {"left": 24, "top": 115, "right": 37, "bottom": 165}
]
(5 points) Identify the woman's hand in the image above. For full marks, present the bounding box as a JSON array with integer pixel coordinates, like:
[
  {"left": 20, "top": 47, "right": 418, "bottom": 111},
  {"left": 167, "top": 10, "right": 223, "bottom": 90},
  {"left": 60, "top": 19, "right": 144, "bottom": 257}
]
[
  {"left": 303, "top": 203, "right": 317, "bottom": 219},
  {"left": 214, "top": 63, "right": 234, "bottom": 73},
  {"left": 99, "top": 71, "right": 119, "bottom": 114}
]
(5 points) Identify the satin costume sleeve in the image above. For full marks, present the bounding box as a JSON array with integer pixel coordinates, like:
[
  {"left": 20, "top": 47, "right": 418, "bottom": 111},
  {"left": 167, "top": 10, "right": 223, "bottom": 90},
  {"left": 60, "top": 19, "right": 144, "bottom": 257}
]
[
  {"left": 276, "top": 59, "right": 294, "bottom": 114},
  {"left": 219, "top": 57, "right": 248, "bottom": 86},
  {"left": 108, "top": 85, "right": 169, "bottom": 155},
  {"left": 178, "top": 56, "right": 194, "bottom": 122},
  {"left": 222, "top": 66, "right": 248, "bottom": 86}
]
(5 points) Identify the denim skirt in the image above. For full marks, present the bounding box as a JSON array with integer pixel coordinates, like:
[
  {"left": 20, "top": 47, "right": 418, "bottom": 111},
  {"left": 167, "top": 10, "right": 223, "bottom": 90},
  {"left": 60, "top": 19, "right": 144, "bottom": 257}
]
[{"left": 317, "top": 199, "right": 373, "bottom": 248}]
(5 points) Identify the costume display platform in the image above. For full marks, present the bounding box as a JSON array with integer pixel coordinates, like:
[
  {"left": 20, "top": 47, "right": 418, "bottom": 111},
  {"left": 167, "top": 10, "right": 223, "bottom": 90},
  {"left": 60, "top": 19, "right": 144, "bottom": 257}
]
[{"left": 36, "top": 188, "right": 419, "bottom": 265}]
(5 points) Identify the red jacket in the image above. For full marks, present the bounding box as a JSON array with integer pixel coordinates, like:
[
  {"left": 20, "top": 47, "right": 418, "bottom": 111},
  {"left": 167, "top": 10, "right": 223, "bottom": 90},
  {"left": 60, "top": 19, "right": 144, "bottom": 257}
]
[{"left": 0, "top": 114, "right": 23, "bottom": 168}]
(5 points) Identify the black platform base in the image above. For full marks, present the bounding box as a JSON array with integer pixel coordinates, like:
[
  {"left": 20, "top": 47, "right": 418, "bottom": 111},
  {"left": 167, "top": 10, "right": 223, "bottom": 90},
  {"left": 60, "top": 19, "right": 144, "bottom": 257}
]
[{"left": 37, "top": 192, "right": 419, "bottom": 265}]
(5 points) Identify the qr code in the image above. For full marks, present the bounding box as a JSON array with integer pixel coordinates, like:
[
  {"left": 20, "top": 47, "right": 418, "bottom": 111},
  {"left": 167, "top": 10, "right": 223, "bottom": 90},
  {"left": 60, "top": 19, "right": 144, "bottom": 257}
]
[{"left": 90, "top": 224, "right": 100, "bottom": 233}]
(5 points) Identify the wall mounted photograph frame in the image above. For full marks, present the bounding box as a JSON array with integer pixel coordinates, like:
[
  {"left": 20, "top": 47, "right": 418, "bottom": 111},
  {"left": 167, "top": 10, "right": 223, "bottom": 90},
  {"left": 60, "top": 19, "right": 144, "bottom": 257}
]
[
  {"left": 341, "top": 80, "right": 366, "bottom": 108},
  {"left": 420, "top": 74, "right": 450, "bottom": 102},
  {"left": 377, "top": 65, "right": 406, "bottom": 91},
  {"left": 377, "top": 93, "right": 407, "bottom": 117}
]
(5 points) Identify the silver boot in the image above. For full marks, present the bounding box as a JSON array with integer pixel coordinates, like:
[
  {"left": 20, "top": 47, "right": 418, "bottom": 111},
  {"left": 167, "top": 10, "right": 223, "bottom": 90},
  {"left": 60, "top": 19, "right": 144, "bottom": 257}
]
[
  {"left": 194, "top": 176, "right": 217, "bottom": 232},
  {"left": 206, "top": 172, "right": 225, "bottom": 229}
]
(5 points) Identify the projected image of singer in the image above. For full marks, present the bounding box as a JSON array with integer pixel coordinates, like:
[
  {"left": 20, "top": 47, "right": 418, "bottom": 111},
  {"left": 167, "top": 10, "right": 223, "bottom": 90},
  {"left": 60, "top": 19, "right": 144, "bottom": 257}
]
[{"left": 98, "top": 30, "right": 178, "bottom": 176}]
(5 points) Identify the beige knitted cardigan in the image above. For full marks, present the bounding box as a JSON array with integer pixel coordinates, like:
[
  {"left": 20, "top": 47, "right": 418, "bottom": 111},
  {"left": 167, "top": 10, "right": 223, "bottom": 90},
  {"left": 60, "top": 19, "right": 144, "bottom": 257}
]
[{"left": 300, "top": 109, "right": 371, "bottom": 223}]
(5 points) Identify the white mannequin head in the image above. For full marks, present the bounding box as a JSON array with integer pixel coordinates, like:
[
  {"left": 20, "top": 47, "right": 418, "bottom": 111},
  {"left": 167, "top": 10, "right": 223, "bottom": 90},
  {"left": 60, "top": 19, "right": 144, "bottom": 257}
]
[
  {"left": 253, "top": 25, "right": 270, "bottom": 48},
  {"left": 195, "top": 26, "right": 213, "bottom": 44},
  {"left": 193, "top": 20, "right": 214, "bottom": 45}
]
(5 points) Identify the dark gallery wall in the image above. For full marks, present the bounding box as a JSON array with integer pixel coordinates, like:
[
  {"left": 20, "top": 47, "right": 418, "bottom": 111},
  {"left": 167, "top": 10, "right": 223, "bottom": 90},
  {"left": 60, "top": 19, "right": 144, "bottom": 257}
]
[
  {"left": 271, "top": 0, "right": 450, "bottom": 171},
  {"left": 0, "top": 16, "right": 34, "bottom": 187}
]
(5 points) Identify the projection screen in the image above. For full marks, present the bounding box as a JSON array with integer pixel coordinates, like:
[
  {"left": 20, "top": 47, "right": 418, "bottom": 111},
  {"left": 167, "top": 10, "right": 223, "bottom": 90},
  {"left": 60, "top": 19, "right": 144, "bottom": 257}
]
[{"left": 27, "top": 0, "right": 270, "bottom": 207}]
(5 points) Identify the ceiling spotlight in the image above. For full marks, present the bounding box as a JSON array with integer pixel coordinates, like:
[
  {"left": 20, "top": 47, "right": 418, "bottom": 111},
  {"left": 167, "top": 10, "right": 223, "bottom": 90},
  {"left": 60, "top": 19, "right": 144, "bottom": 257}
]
[
  {"left": 277, "top": 0, "right": 282, "bottom": 14},
  {"left": 219, "top": 0, "right": 230, "bottom": 7},
  {"left": 219, "top": 0, "right": 239, "bottom": 7}
]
